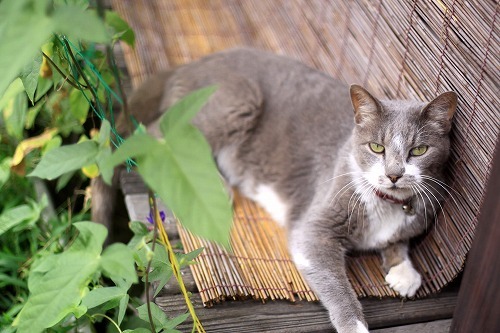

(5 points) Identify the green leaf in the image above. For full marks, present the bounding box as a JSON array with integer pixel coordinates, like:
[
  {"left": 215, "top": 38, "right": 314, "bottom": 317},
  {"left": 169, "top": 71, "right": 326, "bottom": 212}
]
[
  {"left": 0, "top": 0, "right": 109, "bottom": 98},
  {"left": 53, "top": 5, "right": 110, "bottom": 44},
  {"left": 25, "top": 99, "right": 46, "bottom": 129},
  {"left": 123, "top": 329, "right": 151, "bottom": 333},
  {"left": 0, "top": 78, "right": 24, "bottom": 111},
  {"left": 103, "top": 86, "right": 232, "bottom": 248},
  {"left": 159, "top": 86, "right": 217, "bottom": 137},
  {"left": 139, "top": 128, "right": 232, "bottom": 249},
  {"left": 13, "top": 222, "right": 107, "bottom": 332},
  {"left": 28, "top": 140, "right": 99, "bottom": 180},
  {"left": 55, "top": 170, "right": 75, "bottom": 192},
  {"left": 146, "top": 245, "right": 173, "bottom": 297},
  {"left": 100, "top": 243, "right": 137, "bottom": 285},
  {"left": 96, "top": 119, "right": 111, "bottom": 147},
  {"left": 129, "top": 221, "right": 150, "bottom": 236},
  {"left": 105, "top": 10, "right": 135, "bottom": 47},
  {"left": 162, "top": 313, "right": 190, "bottom": 330},
  {"left": 0, "top": 0, "right": 55, "bottom": 97},
  {"left": 179, "top": 247, "right": 204, "bottom": 267},
  {"left": 95, "top": 147, "right": 112, "bottom": 181},
  {"left": 137, "top": 302, "right": 171, "bottom": 332},
  {"left": 82, "top": 286, "right": 127, "bottom": 309},
  {"left": 0, "top": 157, "right": 11, "bottom": 189},
  {"left": 20, "top": 53, "right": 42, "bottom": 104},
  {"left": 42, "top": 135, "right": 62, "bottom": 154},
  {"left": 148, "top": 247, "right": 203, "bottom": 297},
  {"left": 14, "top": 251, "right": 98, "bottom": 333},
  {"left": 33, "top": 75, "right": 53, "bottom": 102},
  {"left": 68, "top": 221, "right": 107, "bottom": 256},
  {"left": 118, "top": 294, "right": 130, "bottom": 325},
  {"left": 0, "top": 204, "right": 40, "bottom": 236},
  {"left": 100, "top": 133, "right": 158, "bottom": 184},
  {"left": 68, "top": 88, "right": 89, "bottom": 124},
  {"left": 93, "top": 119, "right": 113, "bottom": 179},
  {"left": 0, "top": 272, "right": 28, "bottom": 289},
  {"left": 152, "top": 86, "right": 233, "bottom": 248},
  {"left": 2, "top": 90, "right": 28, "bottom": 141}
]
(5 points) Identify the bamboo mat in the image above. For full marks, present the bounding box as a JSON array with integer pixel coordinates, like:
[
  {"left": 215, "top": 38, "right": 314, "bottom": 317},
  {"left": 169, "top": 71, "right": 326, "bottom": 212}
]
[
  {"left": 178, "top": 192, "right": 318, "bottom": 306},
  {"left": 111, "top": 0, "right": 499, "bottom": 304}
]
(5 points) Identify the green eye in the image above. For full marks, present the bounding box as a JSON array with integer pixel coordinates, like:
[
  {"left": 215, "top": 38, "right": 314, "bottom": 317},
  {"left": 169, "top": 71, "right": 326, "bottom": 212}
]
[
  {"left": 369, "top": 142, "right": 385, "bottom": 154},
  {"left": 410, "top": 146, "right": 428, "bottom": 156}
]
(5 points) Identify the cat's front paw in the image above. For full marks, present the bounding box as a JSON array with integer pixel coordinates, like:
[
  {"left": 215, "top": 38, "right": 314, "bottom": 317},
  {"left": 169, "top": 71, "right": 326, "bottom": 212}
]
[{"left": 385, "top": 259, "right": 421, "bottom": 297}]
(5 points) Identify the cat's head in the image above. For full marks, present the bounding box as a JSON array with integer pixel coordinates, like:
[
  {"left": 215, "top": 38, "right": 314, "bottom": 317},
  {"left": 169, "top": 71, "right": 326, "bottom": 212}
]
[{"left": 349, "top": 85, "right": 457, "bottom": 201}]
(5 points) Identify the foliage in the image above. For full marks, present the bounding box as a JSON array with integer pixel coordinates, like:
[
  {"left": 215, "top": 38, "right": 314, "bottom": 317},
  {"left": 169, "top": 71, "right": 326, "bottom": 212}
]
[
  {"left": 102, "top": 87, "right": 232, "bottom": 249},
  {"left": 0, "top": 0, "right": 233, "bottom": 332}
]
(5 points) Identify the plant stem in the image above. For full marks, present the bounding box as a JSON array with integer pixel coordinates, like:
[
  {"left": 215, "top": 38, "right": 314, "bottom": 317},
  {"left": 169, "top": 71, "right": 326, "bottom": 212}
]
[
  {"left": 145, "top": 191, "right": 159, "bottom": 333},
  {"left": 90, "top": 313, "right": 123, "bottom": 333},
  {"left": 41, "top": 51, "right": 85, "bottom": 89},
  {"left": 96, "top": 0, "right": 134, "bottom": 134},
  {"left": 151, "top": 198, "right": 206, "bottom": 333},
  {"left": 62, "top": 38, "right": 100, "bottom": 106}
]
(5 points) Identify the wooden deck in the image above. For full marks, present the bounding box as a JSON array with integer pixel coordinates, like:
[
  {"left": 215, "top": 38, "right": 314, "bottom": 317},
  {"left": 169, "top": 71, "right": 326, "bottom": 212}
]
[{"left": 121, "top": 171, "right": 457, "bottom": 332}]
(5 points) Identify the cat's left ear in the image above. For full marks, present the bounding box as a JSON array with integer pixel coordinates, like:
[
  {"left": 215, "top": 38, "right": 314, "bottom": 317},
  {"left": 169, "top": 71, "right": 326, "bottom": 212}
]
[
  {"left": 350, "top": 84, "right": 381, "bottom": 124},
  {"left": 421, "top": 91, "right": 457, "bottom": 134}
]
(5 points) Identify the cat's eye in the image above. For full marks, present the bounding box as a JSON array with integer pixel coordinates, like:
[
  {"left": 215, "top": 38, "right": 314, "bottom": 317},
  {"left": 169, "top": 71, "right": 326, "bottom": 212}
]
[
  {"left": 369, "top": 142, "right": 385, "bottom": 154},
  {"left": 410, "top": 145, "right": 428, "bottom": 156}
]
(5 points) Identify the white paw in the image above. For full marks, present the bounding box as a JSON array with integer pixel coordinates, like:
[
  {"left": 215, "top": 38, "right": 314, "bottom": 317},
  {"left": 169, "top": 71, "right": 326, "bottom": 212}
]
[
  {"left": 355, "top": 320, "right": 370, "bottom": 333},
  {"left": 385, "top": 259, "right": 421, "bottom": 297}
]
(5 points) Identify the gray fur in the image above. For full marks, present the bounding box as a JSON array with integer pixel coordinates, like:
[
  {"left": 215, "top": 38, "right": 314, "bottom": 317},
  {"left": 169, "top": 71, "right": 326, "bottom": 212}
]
[{"left": 97, "top": 48, "right": 457, "bottom": 332}]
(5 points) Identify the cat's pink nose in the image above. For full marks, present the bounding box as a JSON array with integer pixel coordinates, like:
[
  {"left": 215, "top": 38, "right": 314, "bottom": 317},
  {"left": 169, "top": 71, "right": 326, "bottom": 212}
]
[{"left": 387, "top": 175, "right": 401, "bottom": 183}]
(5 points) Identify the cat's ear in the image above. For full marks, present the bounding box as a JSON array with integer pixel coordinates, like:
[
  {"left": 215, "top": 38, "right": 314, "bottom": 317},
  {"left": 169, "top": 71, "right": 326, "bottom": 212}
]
[
  {"left": 421, "top": 91, "right": 457, "bottom": 133},
  {"left": 350, "top": 85, "right": 381, "bottom": 124}
]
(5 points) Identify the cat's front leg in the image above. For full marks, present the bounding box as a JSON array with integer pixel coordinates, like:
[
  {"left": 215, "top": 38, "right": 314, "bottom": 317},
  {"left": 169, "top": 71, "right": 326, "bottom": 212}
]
[
  {"left": 289, "top": 227, "right": 369, "bottom": 333},
  {"left": 382, "top": 242, "right": 421, "bottom": 297}
]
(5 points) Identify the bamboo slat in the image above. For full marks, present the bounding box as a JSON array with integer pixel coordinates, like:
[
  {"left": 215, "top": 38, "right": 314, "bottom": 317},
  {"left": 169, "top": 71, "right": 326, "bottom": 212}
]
[
  {"left": 178, "top": 191, "right": 318, "bottom": 306},
  {"left": 111, "top": 0, "right": 499, "bottom": 305}
]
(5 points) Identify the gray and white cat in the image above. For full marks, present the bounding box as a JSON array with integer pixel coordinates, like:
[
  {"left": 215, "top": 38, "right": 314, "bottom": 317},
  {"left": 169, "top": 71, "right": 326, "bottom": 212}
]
[{"left": 94, "top": 48, "right": 457, "bottom": 333}]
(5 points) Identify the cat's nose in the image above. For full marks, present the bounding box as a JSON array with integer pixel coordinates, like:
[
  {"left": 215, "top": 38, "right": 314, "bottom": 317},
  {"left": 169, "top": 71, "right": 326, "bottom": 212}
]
[{"left": 387, "top": 174, "right": 402, "bottom": 183}]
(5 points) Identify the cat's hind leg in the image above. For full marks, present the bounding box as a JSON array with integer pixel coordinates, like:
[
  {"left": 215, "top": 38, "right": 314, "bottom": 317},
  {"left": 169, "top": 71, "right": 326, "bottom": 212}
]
[{"left": 191, "top": 75, "right": 263, "bottom": 187}]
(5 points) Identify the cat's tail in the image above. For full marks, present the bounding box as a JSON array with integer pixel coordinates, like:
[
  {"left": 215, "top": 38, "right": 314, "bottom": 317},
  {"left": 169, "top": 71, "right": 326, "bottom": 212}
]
[{"left": 91, "top": 71, "right": 173, "bottom": 232}]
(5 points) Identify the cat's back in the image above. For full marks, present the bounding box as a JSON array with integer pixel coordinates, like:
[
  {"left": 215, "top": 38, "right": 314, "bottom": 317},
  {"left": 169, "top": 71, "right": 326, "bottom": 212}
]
[{"left": 177, "top": 48, "right": 354, "bottom": 149}]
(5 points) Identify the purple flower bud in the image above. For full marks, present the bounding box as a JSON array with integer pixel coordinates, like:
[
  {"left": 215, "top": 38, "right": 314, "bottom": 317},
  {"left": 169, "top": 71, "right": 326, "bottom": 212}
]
[{"left": 147, "top": 210, "right": 166, "bottom": 224}]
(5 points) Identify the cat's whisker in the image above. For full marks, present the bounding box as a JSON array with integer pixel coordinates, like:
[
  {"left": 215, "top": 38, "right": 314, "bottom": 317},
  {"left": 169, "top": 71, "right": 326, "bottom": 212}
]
[
  {"left": 411, "top": 185, "right": 429, "bottom": 230},
  {"left": 349, "top": 180, "right": 374, "bottom": 231},
  {"left": 414, "top": 182, "right": 447, "bottom": 233},
  {"left": 329, "top": 177, "right": 366, "bottom": 208},
  {"left": 420, "top": 175, "right": 462, "bottom": 208},
  {"left": 321, "top": 171, "right": 371, "bottom": 185},
  {"left": 348, "top": 179, "right": 370, "bottom": 212},
  {"left": 357, "top": 182, "right": 375, "bottom": 231},
  {"left": 345, "top": 181, "right": 366, "bottom": 231},
  {"left": 418, "top": 181, "right": 450, "bottom": 231},
  {"left": 413, "top": 182, "right": 438, "bottom": 220}
]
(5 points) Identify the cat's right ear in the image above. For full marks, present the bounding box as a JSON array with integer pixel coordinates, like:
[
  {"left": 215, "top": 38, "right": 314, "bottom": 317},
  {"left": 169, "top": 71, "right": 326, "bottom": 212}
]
[
  {"left": 350, "top": 85, "right": 381, "bottom": 124},
  {"left": 420, "top": 91, "right": 457, "bottom": 134}
]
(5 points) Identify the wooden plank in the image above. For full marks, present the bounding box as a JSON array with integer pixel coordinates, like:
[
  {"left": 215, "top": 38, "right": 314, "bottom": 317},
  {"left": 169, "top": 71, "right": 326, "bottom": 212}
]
[
  {"left": 120, "top": 170, "right": 148, "bottom": 195},
  {"left": 373, "top": 319, "right": 451, "bottom": 333},
  {"left": 156, "top": 292, "right": 456, "bottom": 333},
  {"left": 451, "top": 149, "right": 500, "bottom": 332}
]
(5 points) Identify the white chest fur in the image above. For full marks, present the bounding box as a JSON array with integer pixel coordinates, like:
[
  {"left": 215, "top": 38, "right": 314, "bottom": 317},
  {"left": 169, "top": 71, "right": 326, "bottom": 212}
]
[{"left": 357, "top": 198, "right": 412, "bottom": 249}]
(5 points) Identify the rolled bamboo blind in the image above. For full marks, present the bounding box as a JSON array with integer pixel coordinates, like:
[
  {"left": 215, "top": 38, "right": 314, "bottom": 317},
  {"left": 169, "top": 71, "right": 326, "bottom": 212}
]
[{"left": 112, "top": 0, "right": 499, "bottom": 305}]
